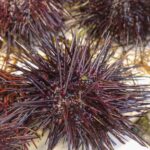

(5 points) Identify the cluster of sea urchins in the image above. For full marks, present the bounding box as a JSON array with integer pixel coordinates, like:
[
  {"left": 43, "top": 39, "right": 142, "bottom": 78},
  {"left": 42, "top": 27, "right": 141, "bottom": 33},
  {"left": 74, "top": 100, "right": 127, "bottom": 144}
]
[
  {"left": 73, "top": 0, "right": 150, "bottom": 44},
  {"left": 0, "top": 36, "right": 149, "bottom": 150},
  {"left": 0, "top": 0, "right": 65, "bottom": 39}
]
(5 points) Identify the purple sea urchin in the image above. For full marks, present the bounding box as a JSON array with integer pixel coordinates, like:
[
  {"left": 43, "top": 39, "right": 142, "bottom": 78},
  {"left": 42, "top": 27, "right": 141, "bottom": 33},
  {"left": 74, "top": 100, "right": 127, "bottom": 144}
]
[
  {"left": 0, "top": 124, "right": 35, "bottom": 150},
  {"left": 0, "top": 35, "right": 149, "bottom": 150},
  {"left": 73, "top": 0, "right": 150, "bottom": 45},
  {"left": 0, "top": 0, "right": 67, "bottom": 69},
  {"left": 0, "top": 70, "right": 24, "bottom": 113},
  {"left": 0, "top": 0, "right": 65, "bottom": 38}
]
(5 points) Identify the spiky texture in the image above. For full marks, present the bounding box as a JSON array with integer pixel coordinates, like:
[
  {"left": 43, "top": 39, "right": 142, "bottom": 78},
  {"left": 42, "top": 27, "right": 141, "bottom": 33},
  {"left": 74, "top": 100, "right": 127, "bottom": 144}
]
[
  {"left": 0, "top": 0, "right": 65, "bottom": 39},
  {"left": 0, "top": 35, "right": 149, "bottom": 150},
  {"left": 0, "top": 124, "right": 35, "bottom": 150},
  {"left": 0, "top": 72, "right": 36, "bottom": 149},
  {"left": 0, "top": 71, "right": 24, "bottom": 113},
  {"left": 0, "top": 0, "right": 67, "bottom": 70},
  {"left": 72, "top": 0, "right": 150, "bottom": 45}
]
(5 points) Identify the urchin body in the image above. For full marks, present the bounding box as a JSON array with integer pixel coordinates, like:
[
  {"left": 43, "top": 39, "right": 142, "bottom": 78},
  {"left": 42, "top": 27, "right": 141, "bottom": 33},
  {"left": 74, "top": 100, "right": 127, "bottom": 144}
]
[{"left": 0, "top": 37, "right": 149, "bottom": 150}]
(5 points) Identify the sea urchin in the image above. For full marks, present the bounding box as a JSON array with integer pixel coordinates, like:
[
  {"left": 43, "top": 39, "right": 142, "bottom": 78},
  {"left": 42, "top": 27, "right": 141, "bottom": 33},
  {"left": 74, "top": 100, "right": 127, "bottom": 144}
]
[
  {"left": 73, "top": 0, "right": 150, "bottom": 45},
  {"left": 0, "top": 35, "right": 149, "bottom": 150},
  {"left": 0, "top": 0, "right": 65, "bottom": 39}
]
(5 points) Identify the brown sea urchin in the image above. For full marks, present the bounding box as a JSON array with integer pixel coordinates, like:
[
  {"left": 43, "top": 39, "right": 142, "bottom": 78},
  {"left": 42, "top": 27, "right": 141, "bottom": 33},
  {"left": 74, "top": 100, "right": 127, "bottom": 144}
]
[{"left": 0, "top": 36, "right": 149, "bottom": 150}]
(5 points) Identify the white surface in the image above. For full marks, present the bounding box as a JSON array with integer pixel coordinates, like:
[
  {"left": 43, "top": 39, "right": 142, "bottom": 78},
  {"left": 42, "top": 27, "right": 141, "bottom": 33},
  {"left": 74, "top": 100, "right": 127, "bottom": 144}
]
[{"left": 115, "top": 139, "right": 149, "bottom": 150}]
